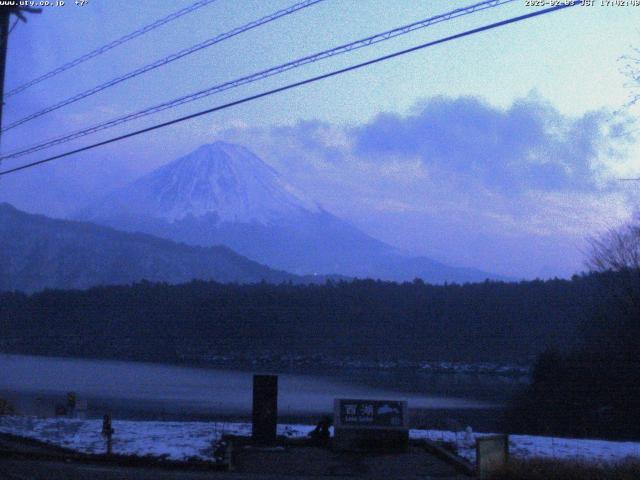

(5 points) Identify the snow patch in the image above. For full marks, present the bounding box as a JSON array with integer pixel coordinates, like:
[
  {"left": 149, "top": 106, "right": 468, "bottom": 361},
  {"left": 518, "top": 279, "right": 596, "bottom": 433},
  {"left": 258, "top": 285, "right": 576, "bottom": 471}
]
[
  {"left": 2, "top": 416, "right": 640, "bottom": 465},
  {"left": 84, "top": 141, "right": 320, "bottom": 225}
]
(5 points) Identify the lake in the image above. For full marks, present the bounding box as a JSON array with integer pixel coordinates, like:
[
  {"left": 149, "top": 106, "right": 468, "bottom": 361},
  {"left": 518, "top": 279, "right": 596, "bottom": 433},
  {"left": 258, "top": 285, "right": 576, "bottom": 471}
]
[{"left": 0, "top": 353, "right": 509, "bottom": 429}]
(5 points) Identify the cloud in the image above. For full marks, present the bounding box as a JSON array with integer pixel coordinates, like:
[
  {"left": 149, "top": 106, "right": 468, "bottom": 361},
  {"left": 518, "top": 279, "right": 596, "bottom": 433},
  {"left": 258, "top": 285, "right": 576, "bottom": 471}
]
[
  {"left": 213, "top": 94, "right": 636, "bottom": 278},
  {"left": 353, "top": 95, "right": 625, "bottom": 193}
]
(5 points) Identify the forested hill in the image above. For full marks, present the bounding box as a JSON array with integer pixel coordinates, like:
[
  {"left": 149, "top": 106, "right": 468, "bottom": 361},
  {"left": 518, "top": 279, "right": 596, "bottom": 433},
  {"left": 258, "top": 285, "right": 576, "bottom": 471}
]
[
  {"left": 0, "top": 274, "right": 604, "bottom": 365},
  {"left": 0, "top": 202, "right": 303, "bottom": 291}
]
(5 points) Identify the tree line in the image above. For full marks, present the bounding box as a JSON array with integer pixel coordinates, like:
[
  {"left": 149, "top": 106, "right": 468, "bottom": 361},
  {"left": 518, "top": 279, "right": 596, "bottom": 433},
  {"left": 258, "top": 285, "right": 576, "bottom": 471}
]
[
  {"left": 0, "top": 274, "right": 602, "bottom": 365},
  {"left": 505, "top": 218, "right": 640, "bottom": 439}
]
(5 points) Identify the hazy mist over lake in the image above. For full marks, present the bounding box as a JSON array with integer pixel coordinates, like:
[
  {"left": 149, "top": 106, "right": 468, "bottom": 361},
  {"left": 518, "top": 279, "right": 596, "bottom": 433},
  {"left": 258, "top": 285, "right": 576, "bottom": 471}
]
[{"left": 0, "top": 354, "right": 494, "bottom": 418}]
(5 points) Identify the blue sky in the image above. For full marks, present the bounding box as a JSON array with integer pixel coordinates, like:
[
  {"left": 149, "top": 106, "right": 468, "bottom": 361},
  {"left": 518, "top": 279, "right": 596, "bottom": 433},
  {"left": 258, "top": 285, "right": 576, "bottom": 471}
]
[{"left": 1, "top": 0, "right": 639, "bottom": 278}]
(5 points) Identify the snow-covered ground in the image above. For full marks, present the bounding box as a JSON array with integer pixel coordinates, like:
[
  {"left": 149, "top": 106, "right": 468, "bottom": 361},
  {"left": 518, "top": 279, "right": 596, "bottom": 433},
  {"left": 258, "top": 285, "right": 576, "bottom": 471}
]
[
  {"left": 0, "top": 416, "right": 309, "bottom": 460},
  {"left": 1, "top": 416, "right": 640, "bottom": 465},
  {"left": 409, "top": 429, "right": 640, "bottom": 465}
]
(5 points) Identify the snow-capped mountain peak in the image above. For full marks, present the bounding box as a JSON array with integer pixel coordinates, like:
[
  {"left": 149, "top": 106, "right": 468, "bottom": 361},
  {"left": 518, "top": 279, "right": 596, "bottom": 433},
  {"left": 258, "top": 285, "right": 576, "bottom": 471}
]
[{"left": 90, "top": 141, "right": 319, "bottom": 225}]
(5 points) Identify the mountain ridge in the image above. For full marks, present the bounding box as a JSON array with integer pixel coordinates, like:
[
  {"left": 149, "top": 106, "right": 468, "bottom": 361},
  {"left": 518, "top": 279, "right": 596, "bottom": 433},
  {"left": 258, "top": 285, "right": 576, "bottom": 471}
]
[
  {"left": 0, "top": 202, "right": 322, "bottom": 292},
  {"left": 79, "top": 142, "right": 502, "bottom": 283}
]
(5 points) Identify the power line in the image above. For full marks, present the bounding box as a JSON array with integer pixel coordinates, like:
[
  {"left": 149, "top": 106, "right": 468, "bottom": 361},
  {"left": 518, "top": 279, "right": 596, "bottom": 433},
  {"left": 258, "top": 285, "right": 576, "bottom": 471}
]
[
  {"left": 1, "top": 0, "right": 326, "bottom": 133},
  {"left": 4, "top": 0, "right": 219, "bottom": 99},
  {"left": 1, "top": 0, "right": 518, "bottom": 160},
  {"left": 0, "top": 4, "right": 575, "bottom": 178}
]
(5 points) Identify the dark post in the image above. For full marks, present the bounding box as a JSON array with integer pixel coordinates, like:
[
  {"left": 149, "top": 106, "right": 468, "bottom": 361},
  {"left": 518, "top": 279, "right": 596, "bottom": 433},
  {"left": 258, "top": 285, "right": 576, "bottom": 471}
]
[
  {"left": 66, "top": 391, "right": 76, "bottom": 416},
  {"left": 476, "top": 434, "right": 509, "bottom": 479},
  {"left": 252, "top": 374, "right": 278, "bottom": 445},
  {"left": 101, "top": 414, "right": 114, "bottom": 455}
]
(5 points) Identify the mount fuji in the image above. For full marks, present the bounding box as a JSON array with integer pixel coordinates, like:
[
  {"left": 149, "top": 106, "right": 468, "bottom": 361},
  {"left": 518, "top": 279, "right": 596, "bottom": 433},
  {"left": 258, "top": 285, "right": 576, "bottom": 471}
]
[{"left": 79, "top": 142, "right": 497, "bottom": 283}]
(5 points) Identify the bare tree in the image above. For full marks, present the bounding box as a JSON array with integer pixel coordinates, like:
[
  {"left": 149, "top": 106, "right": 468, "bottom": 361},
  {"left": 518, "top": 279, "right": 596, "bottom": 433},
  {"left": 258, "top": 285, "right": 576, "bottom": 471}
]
[
  {"left": 587, "top": 216, "right": 640, "bottom": 318},
  {"left": 621, "top": 46, "right": 640, "bottom": 109},
  {"left": 587, "top": 217, "right": 640, "bottom": 272}
]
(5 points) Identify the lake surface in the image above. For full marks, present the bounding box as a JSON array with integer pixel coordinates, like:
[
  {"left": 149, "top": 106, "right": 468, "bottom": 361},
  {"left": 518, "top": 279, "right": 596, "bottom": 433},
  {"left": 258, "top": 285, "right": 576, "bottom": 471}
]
[{"left": 0, "top": 353, "right": 498, "bottom": 422}]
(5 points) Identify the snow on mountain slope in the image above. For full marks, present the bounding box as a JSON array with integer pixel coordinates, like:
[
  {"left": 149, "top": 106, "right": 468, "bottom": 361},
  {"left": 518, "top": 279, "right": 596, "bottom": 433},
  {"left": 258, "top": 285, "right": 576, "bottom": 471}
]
[{"left": 84, "top": 142, "right": 318, "bottom": 225}]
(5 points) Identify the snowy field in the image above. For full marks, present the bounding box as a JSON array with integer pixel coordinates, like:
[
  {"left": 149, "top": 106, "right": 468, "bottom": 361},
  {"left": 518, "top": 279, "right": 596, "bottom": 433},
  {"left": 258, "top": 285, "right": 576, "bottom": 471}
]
[{"left": 2, "top": 416, "right": 640, "bottom": 465}]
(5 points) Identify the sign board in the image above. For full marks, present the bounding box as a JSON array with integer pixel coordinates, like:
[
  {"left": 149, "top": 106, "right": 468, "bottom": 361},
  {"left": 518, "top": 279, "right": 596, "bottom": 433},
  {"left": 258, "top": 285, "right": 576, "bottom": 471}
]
[
  {"left": 334, "top": 399, "right": 409, "bottom": 452},
  {"left": 476, "top": 435, "right": 509, "bottom": 479},
  {"left": 335, "top": 399, "right": 408, "bottom": 429}
]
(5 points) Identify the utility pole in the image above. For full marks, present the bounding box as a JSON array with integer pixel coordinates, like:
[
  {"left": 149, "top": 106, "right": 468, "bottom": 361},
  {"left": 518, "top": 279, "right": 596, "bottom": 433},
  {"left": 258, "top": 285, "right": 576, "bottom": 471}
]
[
  {"left": 0, "top": 8, "right": 12, "bottom": 140},
  {"left": 0, "top": 6, "right": 41, "bottom": 145}
]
